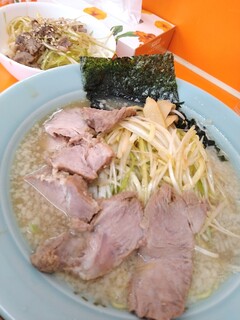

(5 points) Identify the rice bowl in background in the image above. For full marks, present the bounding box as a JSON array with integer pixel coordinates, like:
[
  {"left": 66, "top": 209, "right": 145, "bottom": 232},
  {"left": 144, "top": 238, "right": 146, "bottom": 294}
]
[{"left": 0, "top": 2, "right": 116, "bottom": 80}]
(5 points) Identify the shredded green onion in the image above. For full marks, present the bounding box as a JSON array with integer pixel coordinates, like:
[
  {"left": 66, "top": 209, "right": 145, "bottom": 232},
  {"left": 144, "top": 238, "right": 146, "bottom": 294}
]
[
  {"left": 90, "top": 109, "right": 215, "bottom": 205},
  {"left": 6, "top": 15, "right": 114, "bottom": 70}
]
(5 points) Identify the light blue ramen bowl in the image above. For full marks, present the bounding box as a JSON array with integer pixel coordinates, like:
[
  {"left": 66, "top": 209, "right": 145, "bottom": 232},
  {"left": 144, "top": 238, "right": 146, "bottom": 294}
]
[{"left": 0, "top": 64, "right": 239, "bottom": 320}]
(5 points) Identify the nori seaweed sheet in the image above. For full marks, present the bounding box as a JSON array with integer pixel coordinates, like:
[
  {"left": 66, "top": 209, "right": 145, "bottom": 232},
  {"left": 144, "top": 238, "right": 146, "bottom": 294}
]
[
  {"left": 80, "top": 53, "right": 225, "bottom": 158},
  {"left": 80, "top": 53, "right": 179, "bottom": 108}
]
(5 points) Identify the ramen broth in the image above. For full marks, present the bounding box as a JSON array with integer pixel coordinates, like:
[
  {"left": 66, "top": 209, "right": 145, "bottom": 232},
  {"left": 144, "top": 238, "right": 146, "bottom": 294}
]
[{"left": 10, "top": 101, "right": 240, "bottom": 308}]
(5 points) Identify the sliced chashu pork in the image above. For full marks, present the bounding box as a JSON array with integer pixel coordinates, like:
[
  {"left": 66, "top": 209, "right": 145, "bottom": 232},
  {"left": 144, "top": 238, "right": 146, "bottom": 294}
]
[
  {"left": 48, "top": 136, "right": 114, "bottom": 180},
  {"left": 44, "top": 107, "right": 94, "bottom": 139},
  {"left": 44, "top": 106, "right": 136, "bottom": 139},
  {"left": 128, "top": 184, "right": 207, "bottom": 320},
  {"left": 79, "top": 192, "right": 144, "bottom": 280},
  {"left": 24, "top": 166, "right": 99, "bottom": 222},
  {"left": 30, "top": 229, "right": 91, "bottom": 273},
  {"left": 43, "top": 106, "right": 136, "bottom": 180},
  {"left": 80, "top": 106, "right": 136, "bottom": 133},
  {"left": 31, "top": 192, "right": 144, "bottom": 280}
]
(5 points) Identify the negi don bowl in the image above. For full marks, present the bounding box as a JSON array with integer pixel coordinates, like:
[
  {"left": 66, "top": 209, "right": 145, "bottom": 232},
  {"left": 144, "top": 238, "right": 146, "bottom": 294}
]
[
  {"left": 0, "top": 1, "right": 116, "bottom": 80},
  {"left": 1, "top": 53, "right": 240, "bottom": 320}
]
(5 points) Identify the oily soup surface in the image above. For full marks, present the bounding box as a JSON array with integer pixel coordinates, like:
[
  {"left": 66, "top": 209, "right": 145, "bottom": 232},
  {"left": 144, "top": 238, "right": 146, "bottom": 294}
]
[{"left": 10, "top": 101, "right": 240, "bottom": 309}]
